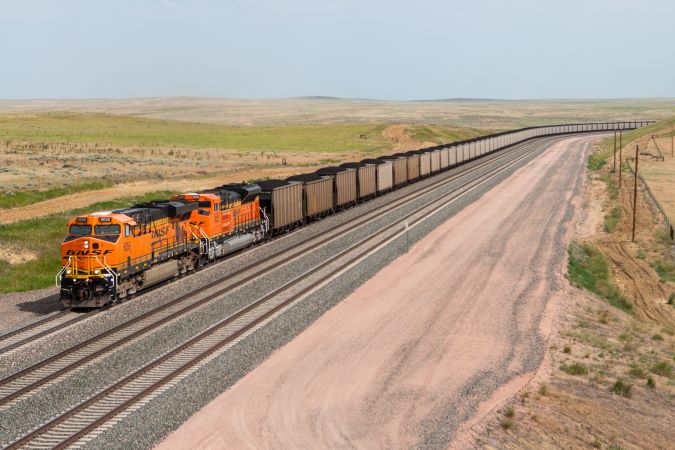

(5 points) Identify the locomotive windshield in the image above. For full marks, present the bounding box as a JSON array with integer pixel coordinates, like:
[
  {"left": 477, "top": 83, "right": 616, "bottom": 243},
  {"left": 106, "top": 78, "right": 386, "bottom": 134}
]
[
  {"left": 69, "top": 224, "right": 91, "bottom": 236},
  {"left": 94, "top": 224, "right": 121, "bottom": 235}
]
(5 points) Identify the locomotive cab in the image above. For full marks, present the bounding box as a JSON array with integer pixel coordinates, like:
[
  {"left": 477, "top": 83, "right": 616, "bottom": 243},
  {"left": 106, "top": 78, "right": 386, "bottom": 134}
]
[{"left": 59, "top": 212, "right": 133, "bottom": 308}]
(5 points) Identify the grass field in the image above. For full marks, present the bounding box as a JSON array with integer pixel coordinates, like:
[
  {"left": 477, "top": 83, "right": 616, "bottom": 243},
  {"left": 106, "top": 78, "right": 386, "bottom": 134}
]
[
  {"left": 1, "top": 97, "right": 674, "bottom": 128},
  {"left": 0, "top": 180, "right": 113, "bottom": 209},
  {"left": 0, "top": 113, "right": 491, "bottom": 200},
  {"left": 406, "top": 124, "right": 488, "bottom": 145},
  {"left": 0, "top": 113, "right": 392, "bottom": 153},
  {"left": 0, "top": 191, "right": 175, "bottom": 294}
]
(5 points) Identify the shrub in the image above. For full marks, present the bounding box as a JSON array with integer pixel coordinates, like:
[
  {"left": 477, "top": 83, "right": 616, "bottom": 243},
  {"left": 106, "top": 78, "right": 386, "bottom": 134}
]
[
  {"left": 499, "top": 418, "right": 513, "bottom": 430},
  {"left": 563, "top": 345, "right": 571, "bottom": 354},
  {"left": 652, "top": 334, "right": 664, "bottom": 341},
  {"left": 504, "top": 405, "right": 515, "bottom": 418},
  {"left": 610, "top": 380, "right": 633, "bottom": 398},
  {"left": 538, "top": 384, "right": 548, "bottom": 396},
  {"left": 561, "top": 362, "right": 589, "bottom": 376},
  {"left": 646, "top": 376, "right": 656, "bottom": 389},
  {"left": 651, "top": 361, "right": 673, "bottom": 378},
  {"left": 668, "top": 293, "right": 674, "bottom": 306},
  {"left": 628, "top": 365, "right": 646, "bottom": 379}
]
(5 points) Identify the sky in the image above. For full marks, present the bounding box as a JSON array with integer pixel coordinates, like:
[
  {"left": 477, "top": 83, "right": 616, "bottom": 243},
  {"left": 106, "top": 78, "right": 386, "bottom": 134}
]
[{"left": 1, "top": 0, "right": 674, "bottom": 100}]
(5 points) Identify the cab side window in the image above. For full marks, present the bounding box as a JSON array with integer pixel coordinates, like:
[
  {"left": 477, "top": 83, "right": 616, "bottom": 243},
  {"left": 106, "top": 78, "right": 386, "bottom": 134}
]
[{"left": 125, "top": 224, "right": 131, "bottom": 237}]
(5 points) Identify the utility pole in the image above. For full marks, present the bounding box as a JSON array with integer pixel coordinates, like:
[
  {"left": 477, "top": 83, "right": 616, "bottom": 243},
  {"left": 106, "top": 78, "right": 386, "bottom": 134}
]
[
  {"left": 613, "top": 130, "right": 617, "bottom": 172},
  {"left": 618, "top": 132, "right": 623, "bottom": 188},
  {"left": 671, "top": 124, "right": 673, "bottom": 157},
  {"left": 632, "top": 145, "right": 639, "bottom": 242}
]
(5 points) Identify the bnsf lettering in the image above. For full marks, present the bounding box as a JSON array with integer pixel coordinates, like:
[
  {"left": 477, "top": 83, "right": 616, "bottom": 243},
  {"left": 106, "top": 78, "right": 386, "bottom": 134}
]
[
  {"left": 65, "top": 249, "right": 114, "bottom": 256},
  {"left": 152, "top": 227, "right": 169, "bottom": 238}
]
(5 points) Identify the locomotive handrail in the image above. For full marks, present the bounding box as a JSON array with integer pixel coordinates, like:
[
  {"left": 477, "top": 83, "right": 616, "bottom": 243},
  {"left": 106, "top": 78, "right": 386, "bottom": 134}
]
[
  {"left": 96, "top": 256, "right": 118, "bottom": 292},
  {"left": 55, "top": 256, "right": 73, "bottom": 287},
  {"left": 260, "top": 208, "right": 270, "bottom": 234},
  {"left": 195, "top": 225, "right": 211, "bottom": 257}
]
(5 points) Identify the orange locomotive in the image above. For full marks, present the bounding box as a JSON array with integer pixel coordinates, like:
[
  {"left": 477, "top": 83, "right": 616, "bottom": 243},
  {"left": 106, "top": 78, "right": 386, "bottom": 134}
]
[{"left": 58, "top": 184, "right": 268, "bottom": 308}]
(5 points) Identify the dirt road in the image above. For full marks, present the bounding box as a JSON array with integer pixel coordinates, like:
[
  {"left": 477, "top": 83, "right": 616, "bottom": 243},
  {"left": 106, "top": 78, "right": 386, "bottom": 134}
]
[
  {"left": 156, "top": 137, "right": 592, "bottom": 449},
  {"left": 382, "top": 124, "right": 436, "bottom": 151},
  {"left": 0, "top": 167, "right": 301, "bottom": 225}
]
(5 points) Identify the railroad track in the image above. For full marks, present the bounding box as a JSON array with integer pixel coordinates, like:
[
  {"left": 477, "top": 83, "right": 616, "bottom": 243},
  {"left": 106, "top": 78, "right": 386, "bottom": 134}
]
[
  {"left": 3, "top": 134, "right": 556, "bottom": 449},
  {"left": 0, "top": 135, "right": 554, "bottom": 414},
  {"left": 0, "top": 136, "right": 546, "bottom": 359},
  {"left": 0, "top": 310, "right": 96, "bottom": 355}
]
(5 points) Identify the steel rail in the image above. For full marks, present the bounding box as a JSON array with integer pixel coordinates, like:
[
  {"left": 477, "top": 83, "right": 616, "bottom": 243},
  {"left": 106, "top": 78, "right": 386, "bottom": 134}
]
[
  {"left": 0, "top": 136, "right": 554, "bottom": 410},
  {"left": 0, "top": 134, "right": 538, "bottom": 358},
  {"left": 5, "top": 133, "right": 554, "bottom": 450}
]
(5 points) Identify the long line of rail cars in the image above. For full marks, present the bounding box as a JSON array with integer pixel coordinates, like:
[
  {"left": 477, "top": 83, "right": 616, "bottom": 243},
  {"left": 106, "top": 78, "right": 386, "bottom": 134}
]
[{"left": 58, "top": 121, "right": 652, "bottom": 308}]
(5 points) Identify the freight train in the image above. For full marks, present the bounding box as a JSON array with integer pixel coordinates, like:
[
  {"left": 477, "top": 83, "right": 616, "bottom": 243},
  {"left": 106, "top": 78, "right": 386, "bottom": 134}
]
[{"left": 57, "top": 121, "right": 651, "bottom": 308}]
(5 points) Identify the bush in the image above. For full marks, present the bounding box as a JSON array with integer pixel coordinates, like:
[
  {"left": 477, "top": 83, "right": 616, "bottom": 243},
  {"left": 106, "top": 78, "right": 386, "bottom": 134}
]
[
  {"left": 628, "top": 365, "right": 646, "bottom": 379},
  {"left": 651, "top": 361, "right": 673, "bottom": 378},
  {"left": 646, "top": 376, "right": 656, "bottom": 389},
  {"left": 504, "top": 405, "right": 515, "bottom": 418},
  {"left": 610, "top": 379, "right": 633, "bottom": 398},
  {"left": 538, "top": 384, "right": 548, "bottom": 396},
  {"left": 499, "top": 418, "right": 514, "bottom": 430},
  {"left": 563, "top": 345, "right": 571, "bottom": 354},
  {"left": 652, "top": 334, "right": 664, "bottom": 341},
  {"left": 561, "top": 363, "right": 589, "bottom": 376}
]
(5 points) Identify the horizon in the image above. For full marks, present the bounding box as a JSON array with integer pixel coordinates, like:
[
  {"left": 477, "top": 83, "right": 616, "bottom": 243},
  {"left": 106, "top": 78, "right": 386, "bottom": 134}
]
[{"left": 2, "top": 95, "right": 675, "bottom": 103}]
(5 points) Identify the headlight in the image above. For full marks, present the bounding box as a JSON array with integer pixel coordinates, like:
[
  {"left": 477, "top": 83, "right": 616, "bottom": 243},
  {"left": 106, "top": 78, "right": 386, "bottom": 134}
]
[
  {"left": 94, "top": 269, "right": 100, "bottom": 275},
  {"left": 66, "top": 269, "right": 72, "bottom": 274}
]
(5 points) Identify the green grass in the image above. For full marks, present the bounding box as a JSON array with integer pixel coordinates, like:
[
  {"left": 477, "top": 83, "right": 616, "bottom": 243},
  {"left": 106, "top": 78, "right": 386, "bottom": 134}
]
[
  {"left": 604, "top": 206, "right": 622, "bottom": 233},
  {"left": 560, "top": 362, "right": 589, "bottom": 376},
  {"left": 651, "top": 361, "right": 673, "bottom": 378},
  {"left": 610, "top": 379, "right": 633, "bottom": 398},
  {"left": 650, "top": 260, "right": 675, "bottom": 283},
  {"left": 567, "top": 241, "right": 632, "bottom": 312},
  {"left": 0, "top": 180, "right": 113, "bottom": 209},
  {"left": 588, "top": 151, "right": 609, "bottom": 171},
  {"left": 0, "top": 190, "right": 175, "bottom": 294},
  {"left": 406, "top": 124, "right": 488, "bottom": 145},
  {"left": 0, "top": 113, "right": 394, "bottom": 153}
]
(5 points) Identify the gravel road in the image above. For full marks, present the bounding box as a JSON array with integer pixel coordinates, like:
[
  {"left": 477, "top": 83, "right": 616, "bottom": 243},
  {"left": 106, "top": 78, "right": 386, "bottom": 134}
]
[{"left": 154, "top": 136, "right": 592, "bottom": 449}]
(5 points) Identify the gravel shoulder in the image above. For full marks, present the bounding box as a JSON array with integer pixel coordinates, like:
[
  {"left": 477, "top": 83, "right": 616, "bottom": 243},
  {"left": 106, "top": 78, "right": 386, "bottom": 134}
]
[{"left": 153, "top": 136, "right": 591, "bottom": 449}]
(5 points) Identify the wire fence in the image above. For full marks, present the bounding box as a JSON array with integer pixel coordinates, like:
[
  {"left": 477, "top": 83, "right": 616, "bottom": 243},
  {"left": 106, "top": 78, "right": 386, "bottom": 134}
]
[{"left": 625, "top": 155, "right": 674, "bottom": 243}]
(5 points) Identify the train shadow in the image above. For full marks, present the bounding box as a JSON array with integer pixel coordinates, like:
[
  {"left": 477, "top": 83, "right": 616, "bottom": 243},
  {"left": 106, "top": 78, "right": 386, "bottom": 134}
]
[{"left": 17, "top": 293, "right": 63, "bottom": 316}]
